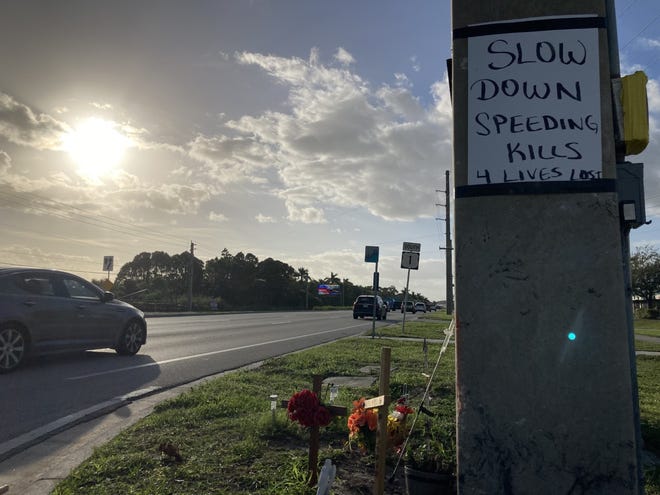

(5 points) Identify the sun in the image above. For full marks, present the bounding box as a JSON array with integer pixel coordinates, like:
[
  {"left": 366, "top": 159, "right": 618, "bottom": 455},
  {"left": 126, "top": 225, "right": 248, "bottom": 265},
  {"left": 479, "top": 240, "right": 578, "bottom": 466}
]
[{"left": 63, "top": 118, "right": 129, "bottom": 180}]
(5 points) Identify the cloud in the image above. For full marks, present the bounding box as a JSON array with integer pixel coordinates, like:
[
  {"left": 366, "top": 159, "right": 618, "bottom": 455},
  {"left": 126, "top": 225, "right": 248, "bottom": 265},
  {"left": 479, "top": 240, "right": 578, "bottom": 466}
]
[
  {"left": 209, "top": 211, "right": 228, "bottom": 222},
  {"left": 91, "top": 102, "right": 113, "bottom": 110},
  {"left": 0, "top": 92, "right": 69, "bottom": 150},
  {"left": 0, "top": 150, "right": 10, "bottom": 175},
  {"left": 335, "top": 47, "right": 355, "bottom": 66},
  {"left": 226, "top": 50, "right": 452, "bottom": 222},
  {"left": 117, "top": 182, "right": 215, "bottom": 215},
  {"left": 394, "top": 73, "right": 411, "bottom": 88},
  {"left": 638, "top": 37, "right": 660, "bottom": 50},
  {"left": 256, "top": 213, "right": 276, "bottom": 223}
]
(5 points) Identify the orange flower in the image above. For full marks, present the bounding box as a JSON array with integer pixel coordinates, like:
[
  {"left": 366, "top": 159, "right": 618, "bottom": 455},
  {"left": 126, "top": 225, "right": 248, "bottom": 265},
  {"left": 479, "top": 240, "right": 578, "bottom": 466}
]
[{"left": 365, "top": 408, "right": 378, "bottom": 431}]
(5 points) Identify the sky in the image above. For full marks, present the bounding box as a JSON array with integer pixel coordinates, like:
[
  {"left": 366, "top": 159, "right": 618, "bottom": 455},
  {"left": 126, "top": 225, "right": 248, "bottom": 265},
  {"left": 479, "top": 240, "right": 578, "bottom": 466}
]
[{"left": 0, "top": 0, "right": 658, "bottom": 303}]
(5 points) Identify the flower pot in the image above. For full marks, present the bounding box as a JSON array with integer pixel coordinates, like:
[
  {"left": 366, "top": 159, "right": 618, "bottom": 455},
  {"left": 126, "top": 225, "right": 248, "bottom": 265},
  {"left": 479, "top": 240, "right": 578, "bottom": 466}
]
[{"left": 404, "top": 466, "right": 454, "bottom": 495}]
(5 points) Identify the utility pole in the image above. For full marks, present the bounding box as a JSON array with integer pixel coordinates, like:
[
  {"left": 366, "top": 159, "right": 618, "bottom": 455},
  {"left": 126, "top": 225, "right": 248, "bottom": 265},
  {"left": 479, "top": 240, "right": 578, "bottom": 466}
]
[
  {"left": 437, "top": 170, "right": 454, "bottom": 314},
  {"left": 451, "top": 1, "right": 642, "bottom": 493},
  {"left": 305, "top": 275, "right": 309, "bottom": 310},
  {"left": 187, "top": 241, "right": 195, "bottom": 312}
]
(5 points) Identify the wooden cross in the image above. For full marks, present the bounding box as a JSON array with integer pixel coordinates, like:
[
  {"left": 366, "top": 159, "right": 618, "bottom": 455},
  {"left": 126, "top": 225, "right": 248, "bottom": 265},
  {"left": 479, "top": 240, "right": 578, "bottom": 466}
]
[{"left": 282, "top": 375, "right": 347, "bottom": 486}]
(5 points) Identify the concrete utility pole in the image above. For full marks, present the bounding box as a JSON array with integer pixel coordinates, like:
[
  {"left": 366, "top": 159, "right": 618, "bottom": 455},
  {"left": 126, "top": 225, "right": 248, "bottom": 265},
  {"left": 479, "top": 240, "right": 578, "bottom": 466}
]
[{"left": 451, "top": 1, "right": 642, "bottom": 493}]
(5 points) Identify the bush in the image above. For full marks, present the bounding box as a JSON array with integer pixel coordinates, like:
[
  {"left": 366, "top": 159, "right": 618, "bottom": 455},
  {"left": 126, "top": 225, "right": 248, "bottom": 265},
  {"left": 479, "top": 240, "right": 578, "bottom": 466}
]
[{"left": 635, "top": 308, "right": 660, "bottom": 320}]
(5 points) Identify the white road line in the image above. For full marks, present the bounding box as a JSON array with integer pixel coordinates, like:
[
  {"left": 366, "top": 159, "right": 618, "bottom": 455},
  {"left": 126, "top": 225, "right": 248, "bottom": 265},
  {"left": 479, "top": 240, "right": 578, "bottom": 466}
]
[{"left": 68, "top": 323, "right": 366, "bottom": 380}]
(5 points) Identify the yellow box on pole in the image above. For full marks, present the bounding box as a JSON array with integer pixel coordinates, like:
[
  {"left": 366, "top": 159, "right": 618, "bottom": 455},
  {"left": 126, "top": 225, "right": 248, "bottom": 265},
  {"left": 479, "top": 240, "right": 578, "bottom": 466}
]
[{"left": 622, "top": 71, "right": 649, "bottom": 156}]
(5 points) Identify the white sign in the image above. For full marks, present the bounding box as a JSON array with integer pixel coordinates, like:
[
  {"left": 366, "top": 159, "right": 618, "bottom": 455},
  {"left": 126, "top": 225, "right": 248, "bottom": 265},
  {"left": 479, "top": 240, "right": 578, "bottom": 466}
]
[
  {"left": 402, "top": 242, "right": 421, "bottom": 253},
  {"left": 103, "top": 256, "right": 114, "bottom": 272},
  {"left": 401, "top": 252, "right": 420, "bottom": 270},
  {"left": 364, "top": 395, "right": 385, "bottom": 409},
  {"left": 467, "top": 18, "right": 601, "bottom": 185}
]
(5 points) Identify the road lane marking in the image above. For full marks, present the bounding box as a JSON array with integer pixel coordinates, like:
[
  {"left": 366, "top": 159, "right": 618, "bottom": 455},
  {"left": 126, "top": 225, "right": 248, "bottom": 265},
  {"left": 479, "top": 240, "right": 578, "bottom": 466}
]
[{"left": 68, "top": 323, "right": 366, "bottom": 380}]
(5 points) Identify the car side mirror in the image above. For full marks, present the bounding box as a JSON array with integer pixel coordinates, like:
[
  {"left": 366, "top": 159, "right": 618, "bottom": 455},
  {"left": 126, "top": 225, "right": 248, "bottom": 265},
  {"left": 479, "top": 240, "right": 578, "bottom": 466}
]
[{"left": 102, "top": 291, "right": 115, "bottom": 303}]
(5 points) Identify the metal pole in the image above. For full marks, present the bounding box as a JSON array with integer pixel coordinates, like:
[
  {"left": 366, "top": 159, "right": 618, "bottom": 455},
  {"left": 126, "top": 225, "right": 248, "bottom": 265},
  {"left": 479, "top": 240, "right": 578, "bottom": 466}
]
[
  {"left": 402, "top": 268, "right": 411, "bottom": 334},
  {"left": 371, "top": 261, "right": 379, "bottom": 339}
]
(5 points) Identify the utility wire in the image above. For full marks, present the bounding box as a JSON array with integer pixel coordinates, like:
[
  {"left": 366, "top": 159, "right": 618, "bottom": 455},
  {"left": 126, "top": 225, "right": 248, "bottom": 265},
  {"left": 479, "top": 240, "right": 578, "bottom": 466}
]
[
  {"left": 622, "top": 11, "right": 660, "bottom": 49},
  {"left": 0, "top": 189, "right": 190, "bottom": 250}
]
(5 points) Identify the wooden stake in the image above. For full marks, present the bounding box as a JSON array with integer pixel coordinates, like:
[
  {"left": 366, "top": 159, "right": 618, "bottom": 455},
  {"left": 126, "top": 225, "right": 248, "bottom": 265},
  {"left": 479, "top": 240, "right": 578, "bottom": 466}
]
[
  {"left": 374, "top": 347, "right": 391, "bottom": 495},
  {"left": 308, "top": 374, "right": 323, "bottom": 486}
]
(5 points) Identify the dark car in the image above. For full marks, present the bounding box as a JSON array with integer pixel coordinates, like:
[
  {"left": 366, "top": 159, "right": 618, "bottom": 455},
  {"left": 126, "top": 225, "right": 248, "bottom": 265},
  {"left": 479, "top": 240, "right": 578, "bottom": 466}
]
[
  {"left": 352, "top": 295, "right": 388, "bottom": 320},
  {"left": 401, "top": 300, "right": 416, "bottom": 313},
  {"left": 0, "top": 267, "right": 147, "bottom": 373}
]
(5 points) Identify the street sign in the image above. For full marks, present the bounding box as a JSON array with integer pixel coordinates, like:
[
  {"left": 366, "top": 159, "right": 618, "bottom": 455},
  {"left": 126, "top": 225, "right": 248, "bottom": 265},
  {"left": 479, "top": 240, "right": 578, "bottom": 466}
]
[
  {"left": 401, "top": 252, "right": 420, "bottom": 270},
  {"left": 402, "top": 242, "right": 421, "bottom": 253},
  {"left": 373, "top": 271, "right": 379, "bottom": 291},
  {"left": 103, "top": 256, "right": 114, "bottom": 272},
  {"left": 365, "top": 246, "right": 379, "bottom": 263}
]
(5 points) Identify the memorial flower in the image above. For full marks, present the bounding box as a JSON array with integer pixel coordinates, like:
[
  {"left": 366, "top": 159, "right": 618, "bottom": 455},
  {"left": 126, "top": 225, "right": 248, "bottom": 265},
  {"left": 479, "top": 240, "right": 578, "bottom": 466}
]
[
  {"left": 287, "top": 389, "right": 332, "bottom": 428},
  {"left": 347, "top": 397, "right": 378, "bottom": 453},
  {"left": 386, "top": 397, "right": 414, "bottom": 451}
]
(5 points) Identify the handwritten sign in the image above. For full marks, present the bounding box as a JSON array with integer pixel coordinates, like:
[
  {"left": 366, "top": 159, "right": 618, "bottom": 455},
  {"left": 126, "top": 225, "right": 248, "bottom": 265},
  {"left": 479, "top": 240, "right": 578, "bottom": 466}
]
[
  {"left": 467, "top": 17, "right": 601, "bottom": 185},
  {"left": 364, "top": 395, "right": 385, "bottom": 409}
]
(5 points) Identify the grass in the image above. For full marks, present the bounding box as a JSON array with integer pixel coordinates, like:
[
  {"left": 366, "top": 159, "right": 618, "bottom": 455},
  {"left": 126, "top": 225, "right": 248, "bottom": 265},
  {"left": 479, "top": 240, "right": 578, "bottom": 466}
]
[
  {"left": 53, "top": 318, "right": 455, "bottom": 495},
  {"left": 635, "top": 318, "right": 660, "bottom": 338},
  {"left": 52, "top": 314, "right": 660, "bottom": 494}
]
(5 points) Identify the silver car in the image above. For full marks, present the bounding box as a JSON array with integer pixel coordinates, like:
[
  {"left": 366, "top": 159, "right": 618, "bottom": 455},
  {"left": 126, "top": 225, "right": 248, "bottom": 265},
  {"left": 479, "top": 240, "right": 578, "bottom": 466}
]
[{"left": 0, "top": 267, "right": 147, "bottom": 373}]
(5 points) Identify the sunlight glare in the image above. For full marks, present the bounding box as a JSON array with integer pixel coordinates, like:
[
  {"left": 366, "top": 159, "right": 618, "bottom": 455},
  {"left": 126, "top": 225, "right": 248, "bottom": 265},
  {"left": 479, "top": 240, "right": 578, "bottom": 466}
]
[{"left": 63, "top": 118, "right": 129, "bottom": 180}]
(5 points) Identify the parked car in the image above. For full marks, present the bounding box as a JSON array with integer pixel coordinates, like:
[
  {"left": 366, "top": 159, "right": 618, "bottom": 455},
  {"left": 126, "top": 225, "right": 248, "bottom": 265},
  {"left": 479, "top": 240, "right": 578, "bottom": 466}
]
[
  {"left": 401, "top": 301, "right": 416, "bottom": 313},
  {"left": 414, "top": 302, "right": 427, "bottom": 313},
  {"left": 0, "top": 267, "right": 147, "bottom": 373},
  {"left": 352, "top": 295, "right": 388, "bottom": 320}
]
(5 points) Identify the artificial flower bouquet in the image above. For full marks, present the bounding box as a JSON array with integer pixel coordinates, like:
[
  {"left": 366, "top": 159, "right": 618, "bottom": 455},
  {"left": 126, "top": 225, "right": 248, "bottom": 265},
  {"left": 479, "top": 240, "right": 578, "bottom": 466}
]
[{"left": 287, "top": 389, "right": 332, "bottom": 427}]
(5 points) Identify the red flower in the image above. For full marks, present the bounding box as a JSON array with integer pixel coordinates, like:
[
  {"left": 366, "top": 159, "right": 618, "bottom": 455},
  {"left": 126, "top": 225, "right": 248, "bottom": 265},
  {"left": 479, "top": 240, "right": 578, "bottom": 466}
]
[{"left": 287, "top": 389, "right": 331, "bottom": 428}]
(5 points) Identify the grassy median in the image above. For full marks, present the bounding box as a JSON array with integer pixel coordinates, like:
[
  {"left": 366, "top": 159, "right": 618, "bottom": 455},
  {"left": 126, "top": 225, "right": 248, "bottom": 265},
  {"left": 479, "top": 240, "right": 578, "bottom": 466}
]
[{"left": 52, "top": 313, "right": 660, "bottom": 494}]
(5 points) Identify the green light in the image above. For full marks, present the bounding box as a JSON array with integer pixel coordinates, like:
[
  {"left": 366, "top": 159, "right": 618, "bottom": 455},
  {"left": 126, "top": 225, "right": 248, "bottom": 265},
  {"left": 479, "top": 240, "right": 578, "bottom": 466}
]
[{"left": 568, "top": 332, "right": 576, "bottom": 341}]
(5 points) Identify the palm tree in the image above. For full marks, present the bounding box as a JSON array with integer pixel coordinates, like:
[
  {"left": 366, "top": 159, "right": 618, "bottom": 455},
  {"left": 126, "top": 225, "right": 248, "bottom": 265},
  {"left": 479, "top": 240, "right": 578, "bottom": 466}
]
[{"left": 296, "top": 267, "right": 309, "bottom": 282}]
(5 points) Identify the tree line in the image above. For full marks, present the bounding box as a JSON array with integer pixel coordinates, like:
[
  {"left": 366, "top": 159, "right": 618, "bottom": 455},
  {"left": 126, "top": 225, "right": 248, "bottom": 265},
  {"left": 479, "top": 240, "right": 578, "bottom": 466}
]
[
  {"left": 631, "top": 245, "right": 660, "bottom": 309},
  {"left": 93, "top": 249, "right": 431, "bottom": 312}
]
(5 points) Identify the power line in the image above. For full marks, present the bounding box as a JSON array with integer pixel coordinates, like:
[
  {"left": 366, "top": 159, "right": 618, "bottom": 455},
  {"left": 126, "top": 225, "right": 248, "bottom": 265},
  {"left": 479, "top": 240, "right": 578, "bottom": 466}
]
[
  {"left": 621, "top": 10, "right": 660, "bottom": 49},
  {"left": 0, "top": 189, "right": 190, "bottom": 250}
]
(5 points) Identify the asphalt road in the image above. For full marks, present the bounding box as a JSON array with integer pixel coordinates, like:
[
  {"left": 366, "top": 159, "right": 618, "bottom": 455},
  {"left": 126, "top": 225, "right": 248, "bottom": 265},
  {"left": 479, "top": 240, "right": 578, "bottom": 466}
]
[{"left": 1, "top": 310, "right": 391, "bottom": 455}]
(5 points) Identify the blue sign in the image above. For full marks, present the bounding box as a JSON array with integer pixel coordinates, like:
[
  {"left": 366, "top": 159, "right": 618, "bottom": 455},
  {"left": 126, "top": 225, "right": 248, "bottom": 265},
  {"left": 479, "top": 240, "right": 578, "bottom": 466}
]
[{"left": 365, "top": 246, "right": 379, "bottom": 263}]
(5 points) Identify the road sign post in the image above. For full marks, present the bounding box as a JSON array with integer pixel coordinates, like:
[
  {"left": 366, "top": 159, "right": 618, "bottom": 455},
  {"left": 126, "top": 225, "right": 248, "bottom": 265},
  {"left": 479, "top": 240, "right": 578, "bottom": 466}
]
[
  {"left": 365, "top": 246, "right": 380, "bottom": 339},
  {"left": 400, "top": 243, "right": 420, "bottom": 334},
  {"left": 102, "top": 256, "right": 114, "bottom": 281}
]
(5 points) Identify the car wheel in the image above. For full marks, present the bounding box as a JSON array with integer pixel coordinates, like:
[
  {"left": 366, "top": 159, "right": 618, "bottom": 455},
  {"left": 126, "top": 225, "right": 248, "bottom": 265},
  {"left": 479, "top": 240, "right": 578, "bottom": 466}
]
[
  {"left": 0, "top": 324, "right": 28, "bottom": 373},
  {"left": 116, "top": 320, "right": 145, "bottom": 356},
  {"left": 353, "top": 314, "right": 358, "bottom": 319}
]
